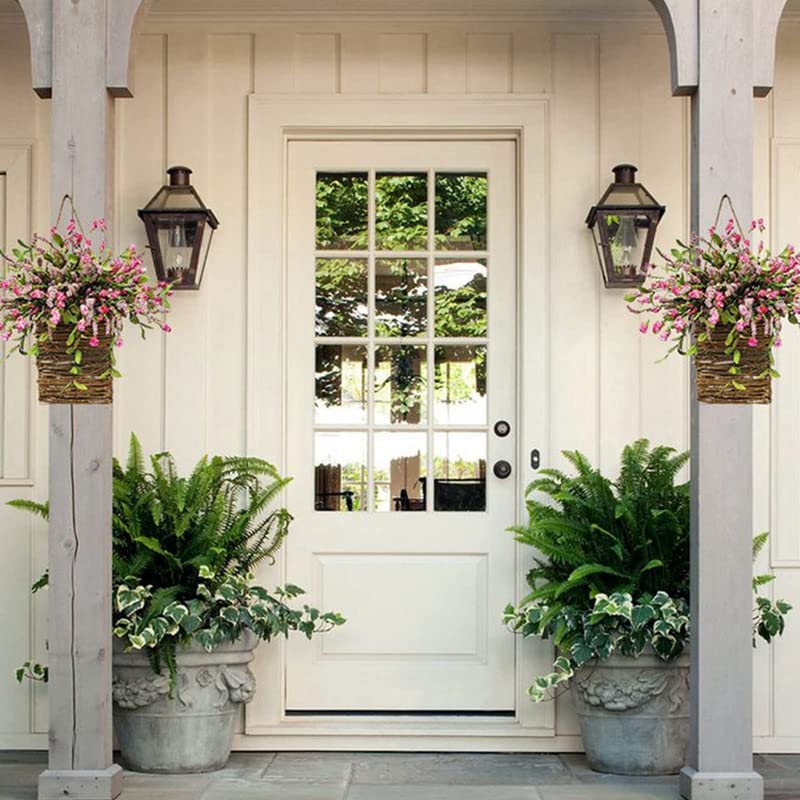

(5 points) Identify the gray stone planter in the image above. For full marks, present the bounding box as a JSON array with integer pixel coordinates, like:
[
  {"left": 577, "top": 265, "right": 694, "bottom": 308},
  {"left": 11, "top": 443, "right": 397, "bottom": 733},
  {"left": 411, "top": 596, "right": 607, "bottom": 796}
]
[
  {"left": 570, "top": 649, "right": 689, "bottom": 776},
  {"left": 112, "top": 633, "right": 257, "bottom": 773}
]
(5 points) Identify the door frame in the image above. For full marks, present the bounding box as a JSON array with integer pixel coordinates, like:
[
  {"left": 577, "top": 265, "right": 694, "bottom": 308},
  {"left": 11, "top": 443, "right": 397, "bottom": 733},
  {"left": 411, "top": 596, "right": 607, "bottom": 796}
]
[{"left": 244, "top": 95, "right": 559, "bottom": 751}]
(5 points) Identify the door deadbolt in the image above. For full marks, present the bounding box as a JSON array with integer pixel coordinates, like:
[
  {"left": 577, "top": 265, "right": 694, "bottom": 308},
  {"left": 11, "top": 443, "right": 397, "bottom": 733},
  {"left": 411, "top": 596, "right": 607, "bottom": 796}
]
[
  {"left": 493, "top": 420, "right": 511, "bottom": 438},
  {"left": 493, "top": 460, "right": 512, "bottom": 479}
]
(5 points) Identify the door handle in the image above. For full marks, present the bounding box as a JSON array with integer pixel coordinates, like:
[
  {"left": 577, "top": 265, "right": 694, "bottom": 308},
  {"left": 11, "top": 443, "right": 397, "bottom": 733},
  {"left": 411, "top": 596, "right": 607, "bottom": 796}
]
[{"left": 493, "top": 460, "right": 512, "bottom": 479}]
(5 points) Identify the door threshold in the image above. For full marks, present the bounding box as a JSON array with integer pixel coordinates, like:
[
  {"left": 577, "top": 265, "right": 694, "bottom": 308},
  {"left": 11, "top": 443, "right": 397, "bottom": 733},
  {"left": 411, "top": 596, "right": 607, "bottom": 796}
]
[{"left": 285, "top": 710, "right": 516, "bottom": 718}]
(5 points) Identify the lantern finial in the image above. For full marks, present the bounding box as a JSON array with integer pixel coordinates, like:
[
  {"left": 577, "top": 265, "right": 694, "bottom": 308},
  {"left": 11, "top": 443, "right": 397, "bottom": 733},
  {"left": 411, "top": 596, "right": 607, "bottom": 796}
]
[
  {"left": 612, "top": 164, "right": 637, "bottom": 184},
  {"left": 166, "top": 165, "right": 192, "bottom": 187}
]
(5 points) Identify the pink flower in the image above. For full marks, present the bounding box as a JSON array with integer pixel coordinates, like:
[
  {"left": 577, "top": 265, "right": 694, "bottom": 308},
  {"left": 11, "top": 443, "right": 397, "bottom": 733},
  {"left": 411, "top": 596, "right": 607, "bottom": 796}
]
[
  {"left": 639, "top": 321, "right": 649, "bottom": 334},
  {"left": 88, "top": 336, "right": 100, "bottom": 348},
  {"left": 747, "top": 337, "right": 758, "bottom": 347},
  {"left": 115, "top": 339, "right": 123, "bottom": 348},
  {"left": 161, "top": 323, "right": 172, "bottom": 333}
]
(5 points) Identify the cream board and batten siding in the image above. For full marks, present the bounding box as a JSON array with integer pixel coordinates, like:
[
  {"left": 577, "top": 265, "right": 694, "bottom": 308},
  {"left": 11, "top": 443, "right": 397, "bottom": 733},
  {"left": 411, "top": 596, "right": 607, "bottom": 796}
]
[{"left": 0, "top": 11, "right": 799, "bottom": 750}]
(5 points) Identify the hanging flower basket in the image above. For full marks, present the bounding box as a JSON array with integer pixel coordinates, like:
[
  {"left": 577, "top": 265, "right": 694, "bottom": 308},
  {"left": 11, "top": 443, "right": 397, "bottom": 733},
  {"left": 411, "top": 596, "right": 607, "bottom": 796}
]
[
  {"left": 627, "top": 196, "right": 798, "bottom": 406},
  {"left": 37, "top": 326, "right": 114, "bottom": 404},
  {"left": 0, "top": 196, "right": 173, "bottom": 405},
  {"left": 695, "top": 328, "right": 771, "bottom": 404}
]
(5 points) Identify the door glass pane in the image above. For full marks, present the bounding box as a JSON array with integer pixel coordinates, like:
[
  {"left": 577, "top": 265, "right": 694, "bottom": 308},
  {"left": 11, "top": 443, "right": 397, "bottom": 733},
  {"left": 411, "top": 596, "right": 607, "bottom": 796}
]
[
  {"left": 434, "top": 258, "right": 487, "bottom": 337},
  {"left": 375, "top": 345, "right": 428, "bottom": 425},
  {"left": 375, "top": 173, "right": 428, "bottom": 251},
  {"left": 315, "top": 344, "right": 368, "bottom": 424},
  {"left": 435, "top": 173, "right": 487, "bottom": 251},
  {"left": 375, "top": 258, "right": 428, "bottom": 337},
  {"left": 315, "top": 432, "right": 367, "bottom": 511},
  {"left": 434, "top": 345, "right": 487, "bottom": 425},
  {"left": 316, "top": 258, "right": 368, "bottom": 337},
  {"left": 316, "top": 172, "right": 368, "bottom": 250},
  {"left": 433, "top": 432, "right": 487, "bottom": 512},
  {"left": 312, "top": 167, "right": 493, "bottom": 514},
  {"left": 374, "top": 432, "right": 427, "bottom": 512}
]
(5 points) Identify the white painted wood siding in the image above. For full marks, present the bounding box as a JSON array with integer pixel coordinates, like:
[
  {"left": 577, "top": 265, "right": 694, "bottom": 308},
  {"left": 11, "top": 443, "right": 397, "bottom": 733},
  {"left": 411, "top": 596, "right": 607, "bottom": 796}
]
[{"left": 1, "top": 9, "right": 799, "bottom": 751}]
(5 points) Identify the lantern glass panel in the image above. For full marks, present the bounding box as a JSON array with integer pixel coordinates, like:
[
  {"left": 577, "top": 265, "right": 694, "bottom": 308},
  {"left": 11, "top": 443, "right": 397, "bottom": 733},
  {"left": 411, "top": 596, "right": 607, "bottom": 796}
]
[{"left": 599, "top": 211, "right": 652, "bottom": 278}]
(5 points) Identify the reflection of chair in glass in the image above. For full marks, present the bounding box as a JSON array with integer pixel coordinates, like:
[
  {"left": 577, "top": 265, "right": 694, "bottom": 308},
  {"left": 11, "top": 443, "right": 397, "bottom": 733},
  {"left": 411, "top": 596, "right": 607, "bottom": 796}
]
[
  {"left": 315, "top": 463, "right": 355, "bottom": 511},
  {"left": 393, "top": 487, "right": 426, "bottom": 512},
  {"left": 433, "top": 478, "right": 486, "bottom": 511}
]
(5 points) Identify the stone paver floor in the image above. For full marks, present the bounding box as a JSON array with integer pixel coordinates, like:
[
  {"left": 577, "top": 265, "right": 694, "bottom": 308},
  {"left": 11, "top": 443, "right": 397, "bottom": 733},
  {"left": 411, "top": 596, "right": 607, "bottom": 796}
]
[{"left": 1, "top": 751, "right": 799, "bottom": 799}]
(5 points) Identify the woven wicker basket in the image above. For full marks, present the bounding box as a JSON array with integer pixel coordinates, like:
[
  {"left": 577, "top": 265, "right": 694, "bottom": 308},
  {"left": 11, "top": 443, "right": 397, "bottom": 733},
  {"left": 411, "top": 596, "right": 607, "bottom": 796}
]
[
  {"left": 36, "top": 326, "right": 113, "bottom": 405},
  {"left": 695, "top": 329, "right": 771, "bottom": 404}
]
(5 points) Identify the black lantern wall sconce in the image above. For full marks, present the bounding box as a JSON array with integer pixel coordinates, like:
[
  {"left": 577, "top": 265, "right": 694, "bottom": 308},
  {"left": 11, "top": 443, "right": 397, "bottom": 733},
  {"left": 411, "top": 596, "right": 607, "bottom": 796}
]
[
  {"left": 586, "top": 164, "right": 665, "bottom": 289},
  {"left": 138, "top": 166, "right": 219, "bottom": 290}
]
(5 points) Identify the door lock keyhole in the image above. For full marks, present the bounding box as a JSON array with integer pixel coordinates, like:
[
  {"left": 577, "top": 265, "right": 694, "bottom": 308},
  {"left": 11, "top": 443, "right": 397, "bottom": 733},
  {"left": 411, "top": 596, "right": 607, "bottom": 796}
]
[{"left": 493, "top": 460, "right": 512, "bottom": 479}]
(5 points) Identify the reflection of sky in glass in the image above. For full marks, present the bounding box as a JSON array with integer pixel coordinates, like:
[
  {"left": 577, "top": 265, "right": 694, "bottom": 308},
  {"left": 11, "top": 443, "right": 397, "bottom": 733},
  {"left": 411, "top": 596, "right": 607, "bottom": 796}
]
[
  {"left": 315, "top": 431, "right": 367, "bottom": 466},
  {"left": 434, "top": 432, "right": 486, "bottom": 466},
  {"left": 434, "top": 260, "right": 487, "bottom": 290},
  {"left": 374, "top": 432, "right": 427, "bottom": 464}
]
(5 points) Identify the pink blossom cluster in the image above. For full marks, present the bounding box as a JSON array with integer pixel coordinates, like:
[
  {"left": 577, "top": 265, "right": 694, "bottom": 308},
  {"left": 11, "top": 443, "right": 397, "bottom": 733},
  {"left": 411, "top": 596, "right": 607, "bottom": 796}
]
[
  {"left": 627, "top": 218, "right": 800, "bottom": 360},
  {"left": 0, "top": 218, "right": 172, "bottom": 374}
]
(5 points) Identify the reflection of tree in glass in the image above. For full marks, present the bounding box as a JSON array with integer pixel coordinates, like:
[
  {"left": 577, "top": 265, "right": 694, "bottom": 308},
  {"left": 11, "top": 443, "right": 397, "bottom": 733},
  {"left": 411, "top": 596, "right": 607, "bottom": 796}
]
[
  {"left": 435, "top": 175, "right": 487, "bottom": 250},
  {"left": 434, "top": 273, "right": 486, "bottom": 338},
  {"left": 375, "top": 259, "right": 426, "bottom": 337},
  {"left": 435, "top": 347, "right": 486, "bottom": 406},
  {"left": 434, "top": 455, "right": 480, "bottom": 479},
  {"left": 316, "top": 174, "right": 368, "bottom": 249},
  {"left": 376, "top": 175, "right": 427, "bottom": 250},
  {"left": 315, "top": 346, "right": 367, "bottom": 414},
  {"left": 315, "top": 259, "right": 368, "bottom": 337},
  {"left": 341, "top": 462, "right": 367, "bottom": 511},
  {"left": 315, "top": 172, "right": 488, "bottom": 414},
  {"left": 376, "top": 345, "right": 426, "bottom": 423}
]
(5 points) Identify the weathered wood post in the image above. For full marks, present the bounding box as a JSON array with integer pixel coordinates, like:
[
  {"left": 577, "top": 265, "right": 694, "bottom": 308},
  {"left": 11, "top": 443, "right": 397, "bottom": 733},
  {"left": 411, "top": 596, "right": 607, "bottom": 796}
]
[
  {"left": 650, "top": 2, "right": 788, "bottom": 798},
  {"left": 682, "top": 3, "right": 758, "bottom": 792},
  {"left": 17, "top": 2, "right": 148, "bottom": 798}
]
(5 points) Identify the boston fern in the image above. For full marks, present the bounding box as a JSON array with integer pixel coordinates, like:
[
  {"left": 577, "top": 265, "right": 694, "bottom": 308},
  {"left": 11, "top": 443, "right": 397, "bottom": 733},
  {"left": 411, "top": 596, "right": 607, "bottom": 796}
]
[
  {"left": 11, "top": 434, "right": 344, "bottom": 690},
  {"left": 505, "top": 439, "right": 790, "bottom": 702}
]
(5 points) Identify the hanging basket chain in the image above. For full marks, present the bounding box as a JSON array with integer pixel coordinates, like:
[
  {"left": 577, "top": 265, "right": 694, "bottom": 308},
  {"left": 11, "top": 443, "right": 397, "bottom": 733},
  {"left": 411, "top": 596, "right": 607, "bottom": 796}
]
[
  {"left": 712, "top": 193, "right": 745, "bottom": 238},
  {"left": 53, "top": 193, "right": 88, "bottom": 236}
]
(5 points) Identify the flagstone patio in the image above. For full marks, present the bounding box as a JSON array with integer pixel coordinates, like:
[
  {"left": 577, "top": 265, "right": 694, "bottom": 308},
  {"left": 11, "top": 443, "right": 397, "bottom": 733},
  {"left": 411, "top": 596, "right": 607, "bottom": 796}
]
[{"left": 1, "top": 751, "right": 799, "bottom": 800}]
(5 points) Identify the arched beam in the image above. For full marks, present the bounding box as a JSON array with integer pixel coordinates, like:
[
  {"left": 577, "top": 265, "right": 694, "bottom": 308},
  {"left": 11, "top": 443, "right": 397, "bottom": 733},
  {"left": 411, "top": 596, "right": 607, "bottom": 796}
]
[
  {"left": 648, "top": 0, "right": 697, "bottom": 96},
  {"left": 106, "top": 0, "right": 151, "bottom": 97},
  {"left": 18, "top": 0, "right": 150, "bottom": 99},
  {"left": 650, "top": 0, "right": 790, "bottom": 99},
  {"left": 754, "top": 0, "right": 791, "bottom": 97},
  {"left": 17, "top": 0, "right": 51, "bottom": 99}
]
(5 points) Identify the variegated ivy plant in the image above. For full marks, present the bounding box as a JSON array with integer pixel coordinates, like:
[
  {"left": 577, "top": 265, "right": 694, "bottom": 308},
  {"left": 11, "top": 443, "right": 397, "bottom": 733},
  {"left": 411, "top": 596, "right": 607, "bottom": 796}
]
[
  {"left": 503, "top": 591, "right": 689, "bottom": 702},
  {"left": 505, "top": 440, "right": 790, "bottom": 702}
]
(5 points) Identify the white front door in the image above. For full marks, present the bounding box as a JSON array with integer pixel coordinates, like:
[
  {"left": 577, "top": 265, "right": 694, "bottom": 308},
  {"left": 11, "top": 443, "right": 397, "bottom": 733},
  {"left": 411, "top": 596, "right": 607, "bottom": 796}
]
[{"left": 285, "top": 138, "right": 518, "bottom": 712}]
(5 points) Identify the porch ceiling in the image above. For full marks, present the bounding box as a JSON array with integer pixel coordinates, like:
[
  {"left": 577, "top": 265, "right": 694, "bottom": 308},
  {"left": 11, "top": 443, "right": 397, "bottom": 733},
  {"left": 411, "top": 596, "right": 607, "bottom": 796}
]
[
  {"left": 146, "top": 0, "right": 800, "bottom": 19},
  {"left": 5, "top": 0, "right": 800, "bottom": 22}
]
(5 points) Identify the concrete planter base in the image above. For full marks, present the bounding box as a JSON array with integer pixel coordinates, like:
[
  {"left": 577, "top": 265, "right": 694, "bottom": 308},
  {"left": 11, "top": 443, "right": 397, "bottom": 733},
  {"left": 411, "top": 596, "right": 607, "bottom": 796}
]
[
  {"left": 570, "top": 650, "right": 690, "bottom": 776},
  {"left": 112, "top": 634, "right": 257, "bottom": 774}
]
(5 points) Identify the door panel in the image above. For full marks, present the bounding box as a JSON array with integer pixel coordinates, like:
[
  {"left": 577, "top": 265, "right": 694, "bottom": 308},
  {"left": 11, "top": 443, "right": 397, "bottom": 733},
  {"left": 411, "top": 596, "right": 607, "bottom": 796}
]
[{"left": 285, "top": 139, "right": 517, "bottom": 712}]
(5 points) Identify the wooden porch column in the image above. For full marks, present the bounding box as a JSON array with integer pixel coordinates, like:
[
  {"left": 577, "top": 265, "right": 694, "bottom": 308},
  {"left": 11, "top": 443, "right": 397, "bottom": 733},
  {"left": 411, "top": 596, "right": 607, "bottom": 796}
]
[
  {"left": 17, "top": 2, "right": 147, "bottom": 799},
  {"left": 650, "top": 1, "right": 788, "bottom": 798},
  {"left": 682, "top": 3, "right": 758, "bottom": 793}
]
